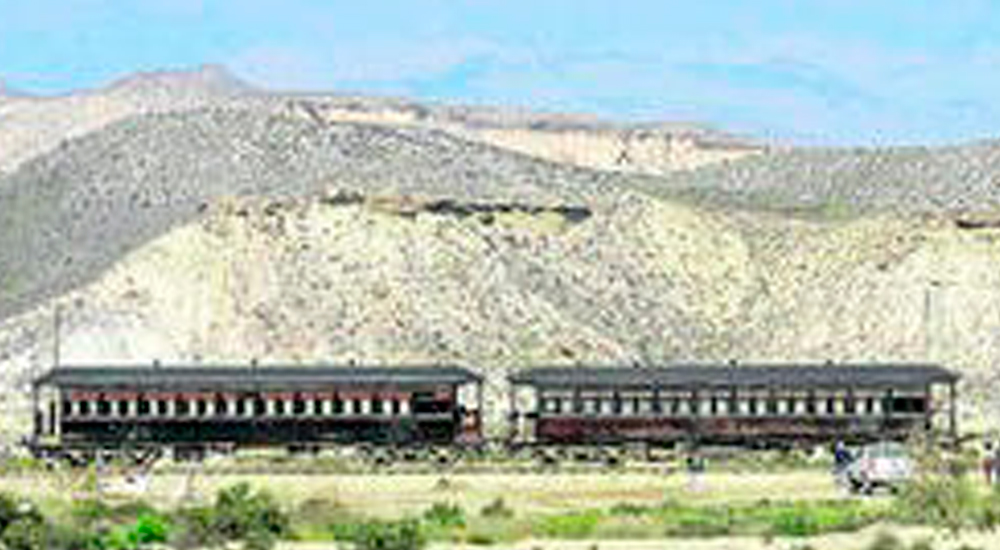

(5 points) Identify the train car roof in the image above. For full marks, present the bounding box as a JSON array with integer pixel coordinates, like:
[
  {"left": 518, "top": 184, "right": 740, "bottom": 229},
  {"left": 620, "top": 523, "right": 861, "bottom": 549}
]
[
  {"left": 35, "top": 364, "right": 482, "bottom": 390},
  {"left": 509, "top": 363, "right": 958, "bottom": 389}
]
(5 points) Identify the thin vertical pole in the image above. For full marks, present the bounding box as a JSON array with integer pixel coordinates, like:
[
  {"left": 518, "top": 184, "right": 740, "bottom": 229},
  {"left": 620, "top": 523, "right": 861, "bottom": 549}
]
[
  {"left": 476, "top": 380, "right": 484, "bottom": 442},
  {"left": 949, "top": 381, "right": 957, "bottom": 444},
  {"left": 53, "top": 305, "right": 62, "bottom": 369}
]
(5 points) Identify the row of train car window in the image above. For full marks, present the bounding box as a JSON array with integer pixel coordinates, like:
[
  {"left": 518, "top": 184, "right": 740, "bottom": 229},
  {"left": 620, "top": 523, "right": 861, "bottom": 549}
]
[
  {"left": 537, "top": 395, "right": 927, "bottom": 416},
  {"left": 62, "top": 396, "right": 441, "bottom": 418}
]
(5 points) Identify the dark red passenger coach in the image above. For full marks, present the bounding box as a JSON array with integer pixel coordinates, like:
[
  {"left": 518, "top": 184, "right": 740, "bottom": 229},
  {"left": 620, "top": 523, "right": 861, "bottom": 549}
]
[{"left": 507, "top": 364, "right": 959, "bottom": 447}]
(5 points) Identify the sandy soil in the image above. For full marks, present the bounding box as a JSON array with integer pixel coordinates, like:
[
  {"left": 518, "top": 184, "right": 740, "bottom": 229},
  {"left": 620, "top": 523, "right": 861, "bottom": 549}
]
[
  {"left": 0, "top": 469, "right": 845, "bottom": 516},
  {"left": 278, "top": 525, "right": 1000, "bottom": 550}
]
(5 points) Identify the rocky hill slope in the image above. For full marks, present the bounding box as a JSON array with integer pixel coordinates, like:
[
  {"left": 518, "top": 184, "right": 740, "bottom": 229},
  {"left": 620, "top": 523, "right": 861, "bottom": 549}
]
[
  {"left": 0, "top": 66, "right": 758, "bottom": 178},
  {"left": 1, "top": 68, "right": 999, "bottom": 442}
]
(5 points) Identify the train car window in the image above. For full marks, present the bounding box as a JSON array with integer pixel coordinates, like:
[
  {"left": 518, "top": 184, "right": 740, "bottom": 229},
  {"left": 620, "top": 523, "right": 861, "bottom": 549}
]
[
  {"left": 293, "top": 398, "right": 307, "bottom": 416},
  {"left": 352, "top": 399, "right": 362, "bottom": 415},
  {"left": 332, "top": 398, "right": 344, "bottom": 414},
  {"left": 611, "top": 395, "right": 623, "bottom": 415},
  {"left": 688, "top": 397, "right": 699, "bottom": 416},
  {"left": 865, "top": 398, "right": 876, "bottom": 415},
  {"left": 392, "top": 399, "right": 401, "bottom": 415},
  {"left": 891, "top": 397, "right": 926, "bottom": 414},
  {"left": 62, "top": 401, "right": 72, "bottom": 417},
  {"left": 806, "top": 397, "right": 817, "bottom": 415},
  {"left": 97, "top": 400, "right": 111, "bottom": 417},
  {"left": 157, "top": 400, "right": 168, "bottom": 416},
  {"left": 786, "top": 397, "right": 798, "bottom": 415},
  {"left": 117, "top": 400, "right": 129, "bottom": 416},
  {"left": 632, "top": 397, "right": 642, "bottom": 415},
  {"left": 826, "top": 398, "right": 836, "bottom": 415},
  {"left": 235, "top": 399, "right": 246, "bottom": 416},
  {"left": 766, "top": 397, "right": 778, "bottom": 415},
  {"left": 175, "top": 399, "right": 190, "bottom": 417},
  {"left": 372, "top": 398, "right": 384, "bottom": 415},
  {"left": 215, "top": 397, "right": 228, "bottom": 416},
  {"left": 137, "top": 399, "right": 150, "bottom": 416},
  {"left": 573, "top": 396, "right": 584, "bottom": 414},
  {"left": 651, "top": 394, "right": 662, "bottom": 415},
  {"left": 253, "top": 398, "right": 266, "bottom": 416},
  {"left": 844, "top": 396, "right": 856, "bottom": 415},
  {"left": 312, "top": 398, "right": 324, "bottom": 415},
  {"left": 196, "top": 400, "right": 208, "bottom": 416},
  {"left": 274, "top": 399, "right": 285, "bottom": 416},
  {"left": 748, "top": 398, "right": 758, "bottom": 416},
  {"left": 79, "top": 401, "right": 91, "bottom": 417},
  {"left": 709, "top": 397, "right": 719, "bottom": 416}
]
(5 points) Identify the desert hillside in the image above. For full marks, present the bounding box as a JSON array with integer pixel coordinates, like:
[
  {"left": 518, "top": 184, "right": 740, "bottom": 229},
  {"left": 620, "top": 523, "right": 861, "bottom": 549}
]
[{"left": 1, "top": 67, "right": 999, "bottom": 443}]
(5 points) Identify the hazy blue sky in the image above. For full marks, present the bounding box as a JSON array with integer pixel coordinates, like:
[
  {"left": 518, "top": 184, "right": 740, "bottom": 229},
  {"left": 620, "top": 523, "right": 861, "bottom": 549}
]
[{"left": 2, "top": 0, "right": 1000, "bottom": 145}]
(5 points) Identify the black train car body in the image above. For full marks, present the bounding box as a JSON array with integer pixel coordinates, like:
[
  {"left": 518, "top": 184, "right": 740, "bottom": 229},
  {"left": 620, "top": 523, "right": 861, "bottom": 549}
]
[
  {"left": 31, "top": 365, "right": 484, "bottom": 453},
  {"left": 508, "top": 364, "right": 959, "bottom": 447}
]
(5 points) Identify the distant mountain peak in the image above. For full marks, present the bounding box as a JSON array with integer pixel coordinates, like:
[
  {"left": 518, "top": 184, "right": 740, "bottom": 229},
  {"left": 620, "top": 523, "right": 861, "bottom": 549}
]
[{"left": 106, "top": 64, "right": 254, "bottom": 97}]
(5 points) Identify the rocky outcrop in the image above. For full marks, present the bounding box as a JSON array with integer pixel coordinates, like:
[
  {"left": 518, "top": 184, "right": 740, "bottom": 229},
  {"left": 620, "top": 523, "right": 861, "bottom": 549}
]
[{"left": 1, "top": 193, "right": 999, "bottom": 440}]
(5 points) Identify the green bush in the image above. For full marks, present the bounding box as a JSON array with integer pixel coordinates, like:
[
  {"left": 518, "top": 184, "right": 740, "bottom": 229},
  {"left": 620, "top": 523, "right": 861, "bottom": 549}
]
[
  {"left": 169, "top": 483, "right": 289, "bottom": 550},
  {"left": 170, "top": 505, "right": 223, "bottom": 550},
  {"left": 422, "top": 502, "right": 465, "bottom": 528},
  {"left": 213, "top": 482, "right": 290, "bottom": 541},
  {"left": 768, "top": 507, "right": 820, "bottom": 537},
  {"left": 607, "top": 502, "right": 649, "bottom": 517},
  {"left": 663, "top": 507, "right": 732, "bottom": 537},
  {"left": 537, "top": 511, "right": 601, "bottom": 539},
  {"left": 1, "top": 516, "right": 48, "bottom": 550},
  {"left": 344, "top": 519, "right": 426, "bottom": 550},
  {"left": 0, "top": 492, "right": 24, "bottom": 533},
  {"left": 895, "top": 474, "right": 978, "bottom": 534}
]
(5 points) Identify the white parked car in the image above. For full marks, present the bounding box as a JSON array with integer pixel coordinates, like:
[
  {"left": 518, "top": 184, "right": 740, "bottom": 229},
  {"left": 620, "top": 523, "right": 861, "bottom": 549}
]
[{"left": 845, "top": 441, "right": 914, "bottom": 494}]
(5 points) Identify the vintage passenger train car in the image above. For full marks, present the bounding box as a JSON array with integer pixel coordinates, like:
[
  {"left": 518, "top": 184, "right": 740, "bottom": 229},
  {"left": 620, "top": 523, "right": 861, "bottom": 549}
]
[
  {"left": 30, "top": 364, "right": 484, "bottom": 459},
  {"left": 507, "top": 363, "right": 959, "bottom": 448},
  {"left": 28, "top": 361, "right": 959, "bottom": 461}
]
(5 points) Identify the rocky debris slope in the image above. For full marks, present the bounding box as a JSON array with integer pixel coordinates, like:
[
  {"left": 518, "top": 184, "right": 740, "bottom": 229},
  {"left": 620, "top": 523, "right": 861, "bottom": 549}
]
[
  {"left": 0, "top": 65, "right": 250, "bottom": 175},
  {"left": 0, "top": 106, "right": 638, "bottom": 320},
  {"left": 647, "top": 143, "right": 1000, "bottom": 214},
  {"left": 0, "top": 66, "right": 759, "bottom": 177}
]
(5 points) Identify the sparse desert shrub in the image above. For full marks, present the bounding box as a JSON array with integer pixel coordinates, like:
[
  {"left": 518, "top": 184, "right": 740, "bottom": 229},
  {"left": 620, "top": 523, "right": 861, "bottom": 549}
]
[
  {"left": 663, "top": 507, "right": 732, "bottom": 537},
  {"left": 607, "top": 502, "right": 649, "bottom": 517},
  {"left": 865, "top": 530, "right": 904, "bottom": 550},
  {"left": 908, "top": 538, "right": 935, "bottom": 550},
  {"left": 536, "top": 510, "right": 601, "bottom": 539},
  {"left": 344, "top": 519, "right": 426, "bottom": 550},
  {"left": 212, "top": 482, "right": 289, "bottom": 542},
  {"left": 895, "top": 473, "right": 978, "bottom": 534},
  {"left": 422, "top": 502, "right": 465, "bottom": 528},
  {"left": 480, "top": 497, "right": 514, "bottom": 519},
  {"left": 169, "top": 483, "right": 288, "bottom": 550},
  {"left": 0, "top": 492, "right": 24, "bottom": 533},
  {"left": 1, "top": 516, "right": 47, "bottom": 550}
]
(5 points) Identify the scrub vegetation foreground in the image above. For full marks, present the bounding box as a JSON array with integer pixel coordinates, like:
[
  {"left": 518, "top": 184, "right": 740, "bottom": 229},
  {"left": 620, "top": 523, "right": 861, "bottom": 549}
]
[{"left": 1, "top": 452, "right": 1000, "bottom": 550}]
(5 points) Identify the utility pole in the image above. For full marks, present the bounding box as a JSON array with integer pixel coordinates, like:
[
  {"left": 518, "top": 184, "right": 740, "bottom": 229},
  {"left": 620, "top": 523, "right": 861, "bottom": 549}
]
[
  {"left": 923, "top": 280, "right": 943, "bottom": 361},
  {"left": 53, "top": 304, "right": 62, "bottom": 369}
]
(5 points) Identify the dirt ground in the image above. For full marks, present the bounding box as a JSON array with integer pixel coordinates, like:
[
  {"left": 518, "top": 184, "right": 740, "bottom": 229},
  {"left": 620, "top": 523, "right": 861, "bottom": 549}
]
[
  {"left": 0, "top": 469, "right": 844, "bottom": 516},
  {"left": 276, "top": 525, "right": 1000, "bottom": 550}
]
